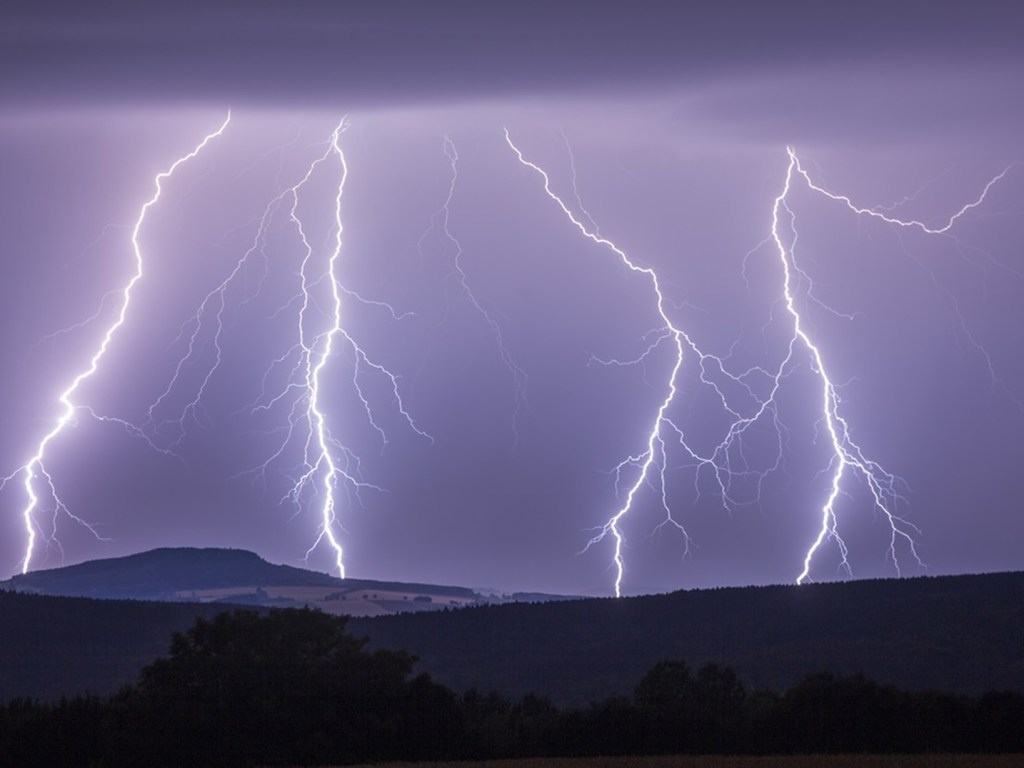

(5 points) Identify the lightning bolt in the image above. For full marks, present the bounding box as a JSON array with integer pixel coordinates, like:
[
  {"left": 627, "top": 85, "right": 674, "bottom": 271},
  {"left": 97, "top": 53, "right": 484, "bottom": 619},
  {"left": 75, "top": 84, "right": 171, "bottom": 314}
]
[
  {"left": 281, "top": 121, "right": 431, "bottom": 576},
  {"left": 506, "top": 129, "right": 701, "bottom": 597},
  {"left": 769, "top": 150, "right": 916, "bottom": 584},
  {"left": 145, "top": 117, "right": 429, "bottom": 577},
  {"left": 1, "top": 114, "right": 230, "bottom": 574},
  {"left": 779, "top": 147, "right": 1018, "bottom": 583},
  {"left": 291, "top": 121, "right": 352, "bottom": 576},
  {"left": 795, "top": 159, "right": 1016, "bottom": 235}
]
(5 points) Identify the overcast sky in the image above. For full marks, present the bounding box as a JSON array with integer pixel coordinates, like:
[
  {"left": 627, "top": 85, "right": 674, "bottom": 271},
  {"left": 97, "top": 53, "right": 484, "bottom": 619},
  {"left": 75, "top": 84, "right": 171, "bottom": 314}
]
[{"left": 1, "top": 2, "right": 1023, "bottom": 595}]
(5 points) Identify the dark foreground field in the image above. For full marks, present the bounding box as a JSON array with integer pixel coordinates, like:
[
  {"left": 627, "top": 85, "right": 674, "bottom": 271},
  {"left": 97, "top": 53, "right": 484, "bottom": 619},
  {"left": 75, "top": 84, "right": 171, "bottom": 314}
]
[
  {"left": 343, "top": 756, "right": 1024, "bottom": 768},
  {"left": 5, "top": 608, "right": 1020, "bottom": 766}
]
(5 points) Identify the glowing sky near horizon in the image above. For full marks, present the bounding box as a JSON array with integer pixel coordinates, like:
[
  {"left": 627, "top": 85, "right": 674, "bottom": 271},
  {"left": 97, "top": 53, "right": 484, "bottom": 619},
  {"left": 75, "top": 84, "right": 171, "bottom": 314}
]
[{"left": 1, "top": 1, "right": 1023, "bottom": 595}]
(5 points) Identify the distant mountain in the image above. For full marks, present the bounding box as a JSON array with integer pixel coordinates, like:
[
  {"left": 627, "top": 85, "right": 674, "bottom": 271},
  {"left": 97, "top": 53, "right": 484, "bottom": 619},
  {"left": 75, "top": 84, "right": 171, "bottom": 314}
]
[
  {"left": 2, "top": 548, "right": 338, "bottom": 599},
  {"left": 0, "top": 547, "right": 569, "bottom": 617}
]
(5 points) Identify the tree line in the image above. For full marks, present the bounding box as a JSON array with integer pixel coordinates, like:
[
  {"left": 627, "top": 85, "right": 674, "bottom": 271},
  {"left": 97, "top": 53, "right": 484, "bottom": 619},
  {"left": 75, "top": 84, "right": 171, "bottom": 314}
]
[{"left": 1, "top": 608, "right": 1021, "bottom": 766}]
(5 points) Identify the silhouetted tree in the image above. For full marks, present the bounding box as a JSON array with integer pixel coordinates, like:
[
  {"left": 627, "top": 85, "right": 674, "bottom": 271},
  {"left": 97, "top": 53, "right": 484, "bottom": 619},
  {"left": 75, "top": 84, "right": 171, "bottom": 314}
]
[
  {"left": 779, "top": 672, "right": 900, "bottom": 753},
  {"left": 111, "top": 608, "right": 440, "bottom": 766},
  {"left": 461, "top": 688, "right": 514, "bottom": 757},
  {"left": 691, "top": 662, "right": 747, "bottom": 751},
  {"left": 580, "top": 694, "right": 643, "bottom": 755},
  {"left": 634, "top": 659, "right": 693, "bottom": 752},
  {"left": 972, "top": 690, "right": 1024, "bottom": 752},
  {"left": 633, "top": 659, "right": 747, "bottom": 752}
]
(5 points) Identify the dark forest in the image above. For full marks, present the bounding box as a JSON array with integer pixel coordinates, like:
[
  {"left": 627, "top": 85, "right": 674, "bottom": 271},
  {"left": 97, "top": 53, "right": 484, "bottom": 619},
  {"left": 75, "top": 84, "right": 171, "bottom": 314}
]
[{"left": 2, "top": 608, "right": 1021, "bottom": 767}]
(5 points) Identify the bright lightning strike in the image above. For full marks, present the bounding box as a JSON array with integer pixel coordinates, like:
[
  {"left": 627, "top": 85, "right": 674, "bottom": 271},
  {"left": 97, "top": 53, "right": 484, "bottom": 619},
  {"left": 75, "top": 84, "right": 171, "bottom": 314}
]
[
  {"left": 295, "top": 122, "right": 352, "bottom": 576},
  {"left": 146, "top": 118, "right": 430, "bottom": 577},
  {"left": 770, "top": 150, "right": 917, "bottom": 584},
  {"left": 507, "top": 129, "right": 801, "bottom": 596},
  {"left": 505, "top": 129, "right": 697, "bottom": 597},
  {"left": 795, "top": 158, "right": 1017, "bottom": 236},
  {"left": 780, "top": 147, "right": 1017, "bottom": 583},
  {"left": 260, "top": 121, "right": 431, "bottom": 577},
  {"left": 1, "top": 114, "right": 230, "bottom": 574}
]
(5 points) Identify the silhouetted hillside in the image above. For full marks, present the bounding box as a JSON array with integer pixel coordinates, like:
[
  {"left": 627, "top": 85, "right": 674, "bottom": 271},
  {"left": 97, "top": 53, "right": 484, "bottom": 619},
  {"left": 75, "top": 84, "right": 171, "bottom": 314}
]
[
  {"left": 351, "top": 571, "right": 1024, "bottom": 705},
  {"left": 0, "top": 548, "right": 473, "bottom": 601},
  {"left": 3, "top": 569, "right": 1021, "bottom": 706},
  {"left": 0, "top": 591, "right": 233, "bottom": 701}
]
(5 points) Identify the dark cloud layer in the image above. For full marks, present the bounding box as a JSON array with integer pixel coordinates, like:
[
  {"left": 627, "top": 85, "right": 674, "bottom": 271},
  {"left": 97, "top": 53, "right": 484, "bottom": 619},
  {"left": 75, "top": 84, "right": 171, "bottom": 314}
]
[{"left": 3, "top": 1, "right": 1022, "bottom": 107}]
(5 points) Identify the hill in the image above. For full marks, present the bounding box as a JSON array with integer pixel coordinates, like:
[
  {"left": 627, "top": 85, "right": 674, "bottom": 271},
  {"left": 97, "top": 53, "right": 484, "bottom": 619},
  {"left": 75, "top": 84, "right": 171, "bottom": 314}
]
[
  {"left": 350, "top": 571, "right": 1024, "bottom": 705},
  {"left": 0, "top": 548, "right": 562, "bottom": 617},
  {"left": 2, "top": 547, "right": 338, "bottom": 598}
]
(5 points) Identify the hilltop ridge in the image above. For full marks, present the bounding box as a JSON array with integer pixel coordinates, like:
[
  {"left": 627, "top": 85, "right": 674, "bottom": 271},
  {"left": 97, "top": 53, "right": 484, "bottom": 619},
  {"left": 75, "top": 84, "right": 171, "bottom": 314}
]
[{"left": 0, "top": 547, "right": 567, "bottom": 617}]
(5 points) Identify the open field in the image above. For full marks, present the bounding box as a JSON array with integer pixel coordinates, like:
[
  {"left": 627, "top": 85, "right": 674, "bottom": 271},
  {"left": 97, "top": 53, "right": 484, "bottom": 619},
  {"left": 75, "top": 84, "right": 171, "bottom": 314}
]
[
  {"left": 341, "top": 756, "right": 1024, "bottom": 768},
  {"left": 174, "top": 583, "right": 479, "bottom": 617}
]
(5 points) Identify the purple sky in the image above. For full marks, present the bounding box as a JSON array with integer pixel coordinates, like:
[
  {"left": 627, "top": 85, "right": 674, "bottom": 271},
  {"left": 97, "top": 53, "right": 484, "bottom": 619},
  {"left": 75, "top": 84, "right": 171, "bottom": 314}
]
[{"left": 1, "top": 2, "right": 1023, "bottom": 596}]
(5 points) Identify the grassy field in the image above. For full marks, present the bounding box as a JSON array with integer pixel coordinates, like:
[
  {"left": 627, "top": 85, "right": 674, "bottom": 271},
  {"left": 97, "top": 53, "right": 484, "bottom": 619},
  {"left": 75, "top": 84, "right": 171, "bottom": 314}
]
[{"left": 341, "top": 756, "right": 1024, "bottom": 768}]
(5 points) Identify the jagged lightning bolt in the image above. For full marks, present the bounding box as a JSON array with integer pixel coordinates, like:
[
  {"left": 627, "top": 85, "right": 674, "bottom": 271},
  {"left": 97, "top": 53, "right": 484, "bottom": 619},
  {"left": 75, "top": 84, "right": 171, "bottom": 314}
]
[
  {"left": 507, "top": 130, "right": 785, "bottom": 595},
  {"left": 1, "top": 114, "right": 230, "bottom": 574},
  {"left": 796, "top": 158, "right": 1016, "bottom": 235},
  {"left": 280, "top": 121, "right": 430, "bottom": 576},
  {"left": 418, "top": 135, "right": 528, "bottom": 440},
  {"left": 778, "top": 147, "right": 1018, "bottom": 583},
  {"left": 293, "top": 121, "right": 352, "bottom": 576},
  {"left": 768, "top": 150, "right": 916, "bottom": 584},
  {"left": 505, "top": 129, "right": 701, "bottom": 597},
  {"left": 792, "top": 153, "right": 1023, "bottom": 408},
  {"left": 146, "top": 118, "right": 429, "bottom": 577}
]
